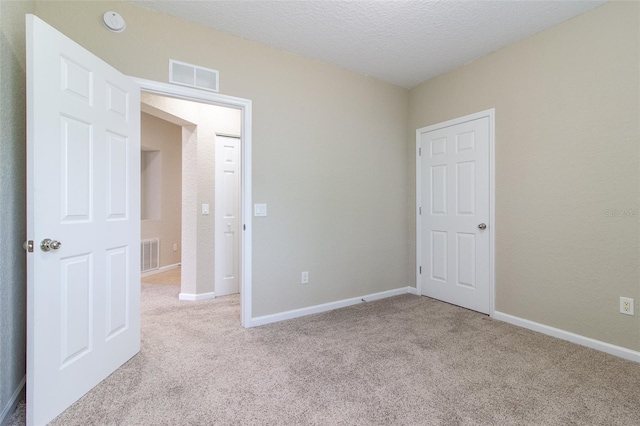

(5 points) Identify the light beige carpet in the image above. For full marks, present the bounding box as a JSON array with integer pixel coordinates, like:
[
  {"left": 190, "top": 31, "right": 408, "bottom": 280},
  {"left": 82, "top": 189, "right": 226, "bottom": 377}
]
[{"left": 8, "top": 283, "right": 640, "bottom": 425}]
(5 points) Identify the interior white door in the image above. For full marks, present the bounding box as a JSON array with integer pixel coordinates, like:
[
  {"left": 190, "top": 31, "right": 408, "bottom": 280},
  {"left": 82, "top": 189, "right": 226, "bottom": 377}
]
[
  {"left": 214, "top": 135, "right": 241, "bottom": 296},
  {"left": 26, "top": 15, "right": 140, "bottom": 425},
  {"left": 418, "top": 114, "right": 490, "bottom": 314}
]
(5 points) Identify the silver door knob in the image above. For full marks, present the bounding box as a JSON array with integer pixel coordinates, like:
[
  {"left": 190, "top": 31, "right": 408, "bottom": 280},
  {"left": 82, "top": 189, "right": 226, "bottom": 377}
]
[
  {"left": 478, "top": 223, "right": 486, "bottom": 230},
  {"left": 41, "top": 238, "right": 62, "bottom": 252}
]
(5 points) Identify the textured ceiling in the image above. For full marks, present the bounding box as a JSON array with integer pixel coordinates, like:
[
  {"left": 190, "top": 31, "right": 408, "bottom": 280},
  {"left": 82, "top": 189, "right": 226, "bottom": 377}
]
[{"left": 130, "top": 0, "right": 606, "bottom": 88}]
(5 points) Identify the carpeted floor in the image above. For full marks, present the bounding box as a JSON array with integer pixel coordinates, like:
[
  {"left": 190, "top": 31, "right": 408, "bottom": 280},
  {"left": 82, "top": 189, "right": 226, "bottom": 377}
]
[{"left": 8, "top": 282, "right": 640, "bottom": 425}]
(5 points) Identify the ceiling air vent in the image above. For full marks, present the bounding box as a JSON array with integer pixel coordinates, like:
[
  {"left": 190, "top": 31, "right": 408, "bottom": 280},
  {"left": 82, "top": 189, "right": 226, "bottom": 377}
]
[{"left": 169, "top": 60, "right": 219, "bottom": 92}]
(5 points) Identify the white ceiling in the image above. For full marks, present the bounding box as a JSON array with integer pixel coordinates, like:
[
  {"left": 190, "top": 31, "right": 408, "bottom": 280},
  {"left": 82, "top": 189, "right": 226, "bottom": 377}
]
[{"left": 130, "top": 0, "right": 606, "bottom": 89}]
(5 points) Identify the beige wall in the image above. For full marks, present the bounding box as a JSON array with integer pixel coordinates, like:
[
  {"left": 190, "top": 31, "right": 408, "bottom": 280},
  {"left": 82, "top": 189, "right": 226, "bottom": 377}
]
[
  {"left": 141, "top": 93, "right": 241, "bottom": 296},
  {"left": 141, "top": 112, "right": 182, "bottom": 269},
  {"left": 409, "top": 2, "right": 640, "bottom": 351}
]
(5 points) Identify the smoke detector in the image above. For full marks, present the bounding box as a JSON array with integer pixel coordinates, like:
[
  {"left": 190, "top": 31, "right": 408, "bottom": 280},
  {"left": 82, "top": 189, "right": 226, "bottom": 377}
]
[{"left": 103, "top": 11, "right": 126, "bottom": 33}]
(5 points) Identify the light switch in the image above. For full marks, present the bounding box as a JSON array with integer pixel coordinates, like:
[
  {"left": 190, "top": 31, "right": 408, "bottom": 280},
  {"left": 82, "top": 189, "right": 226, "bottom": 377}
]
[
  {"left": 254, "top": 203, "right": 267, "bottom": 217},
  {"left": 202, "top": 204, "right": 209, "bottom": 215}
]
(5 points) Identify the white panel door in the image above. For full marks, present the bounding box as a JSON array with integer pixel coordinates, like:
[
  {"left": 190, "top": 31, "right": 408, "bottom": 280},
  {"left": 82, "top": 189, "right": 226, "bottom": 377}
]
[
  {"left": 418, "top": 115, "right": 491, "bottom": 313},
  {"left": 215, "top": 135, "right": 241, "bottom": 296},
  {"left": 26, "top": 15, "right": 140, "bottom": 425}
]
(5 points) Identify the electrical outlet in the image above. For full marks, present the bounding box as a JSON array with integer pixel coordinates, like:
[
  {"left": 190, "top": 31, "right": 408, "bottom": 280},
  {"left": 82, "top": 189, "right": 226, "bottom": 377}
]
[
  {"left": 620, "top": 297, "right": 634, "bottom": 316},
  {"left": 173, "top": 243, "right": 178, "bottom": 252},
  {"left": 301, "top": 271, "right": 309, "bottom": 284}
]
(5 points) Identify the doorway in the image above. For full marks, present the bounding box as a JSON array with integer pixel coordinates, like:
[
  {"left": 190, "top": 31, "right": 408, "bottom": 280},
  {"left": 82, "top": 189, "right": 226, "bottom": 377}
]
[
  {"left": 139, "top": 94, "right": 243, "bottom": 303},
  {"left": 416, "top": 109, "right": 495, "bottom": 315},
  {"left": 134, "top": 78, "right": 253, "bottom": 328}
]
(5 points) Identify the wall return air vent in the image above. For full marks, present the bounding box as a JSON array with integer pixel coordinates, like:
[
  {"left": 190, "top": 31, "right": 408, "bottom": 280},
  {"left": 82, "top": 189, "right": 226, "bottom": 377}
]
[
  {"left": 141, "top": 238, "right": 159, "bottom": 273},
  {"left": 169, "top": 59, "right": 219, "bottom": 92}
]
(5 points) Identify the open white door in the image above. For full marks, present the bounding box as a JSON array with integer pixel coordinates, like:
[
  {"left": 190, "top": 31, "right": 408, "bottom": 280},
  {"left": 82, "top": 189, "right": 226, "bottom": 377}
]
[{"left": 26, "top": 15, "right": 140, "bottom": 425}]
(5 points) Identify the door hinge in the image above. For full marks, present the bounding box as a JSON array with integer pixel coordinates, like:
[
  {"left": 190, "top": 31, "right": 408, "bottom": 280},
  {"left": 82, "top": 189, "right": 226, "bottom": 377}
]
[
  {"left": 23, "top": 240, "right": 34, "bottom": 253},
  {"left": 419, "top": 206, "right": 422, "bottom": 215},
  {"left": 419, "top": 147, "right": 422, "bottom": 156},
  {"left": 243, "top": 224, "right": 246, "bottom": 231},
  {"left": 419, "top": 266, "right": 422, "bottom": 274}
]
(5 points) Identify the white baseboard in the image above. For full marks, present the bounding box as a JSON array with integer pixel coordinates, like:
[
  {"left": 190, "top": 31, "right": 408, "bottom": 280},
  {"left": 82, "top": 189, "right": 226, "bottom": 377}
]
[
  {"left": 493, "top": 311, "right": 640, "bottom": 363},
  {"left": 407, "top": 286, "right": 418, "bottom": 295},
  {"left": 249, "top": 286, "right": 416, "bottom": 327},
  {"left": 0, "top": 376, "right": 25, "bottom": 426},
  {"left": 179, "top": 291, "right": 215, "bottom": 301},
  {"left": 141, "top": 263, "right": 181, "bottom": 278}
]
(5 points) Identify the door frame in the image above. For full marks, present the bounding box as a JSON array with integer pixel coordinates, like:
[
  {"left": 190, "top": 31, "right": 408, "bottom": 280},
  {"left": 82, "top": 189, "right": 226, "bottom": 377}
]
[
  {"left": 415, "top": 108, "right": 496, "bottom": 316},
  {"left": 135, "top": 78, "right": 253, "bottom": 327}
]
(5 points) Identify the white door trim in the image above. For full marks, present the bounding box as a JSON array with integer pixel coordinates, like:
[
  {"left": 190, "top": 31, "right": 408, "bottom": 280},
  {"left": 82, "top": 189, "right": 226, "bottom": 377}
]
[
  {"left": 134, "top": 78, "right": 253, "bottom": 327},
  {"left": 415, "top": 108, "right": 496, "bottom": 316}
]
